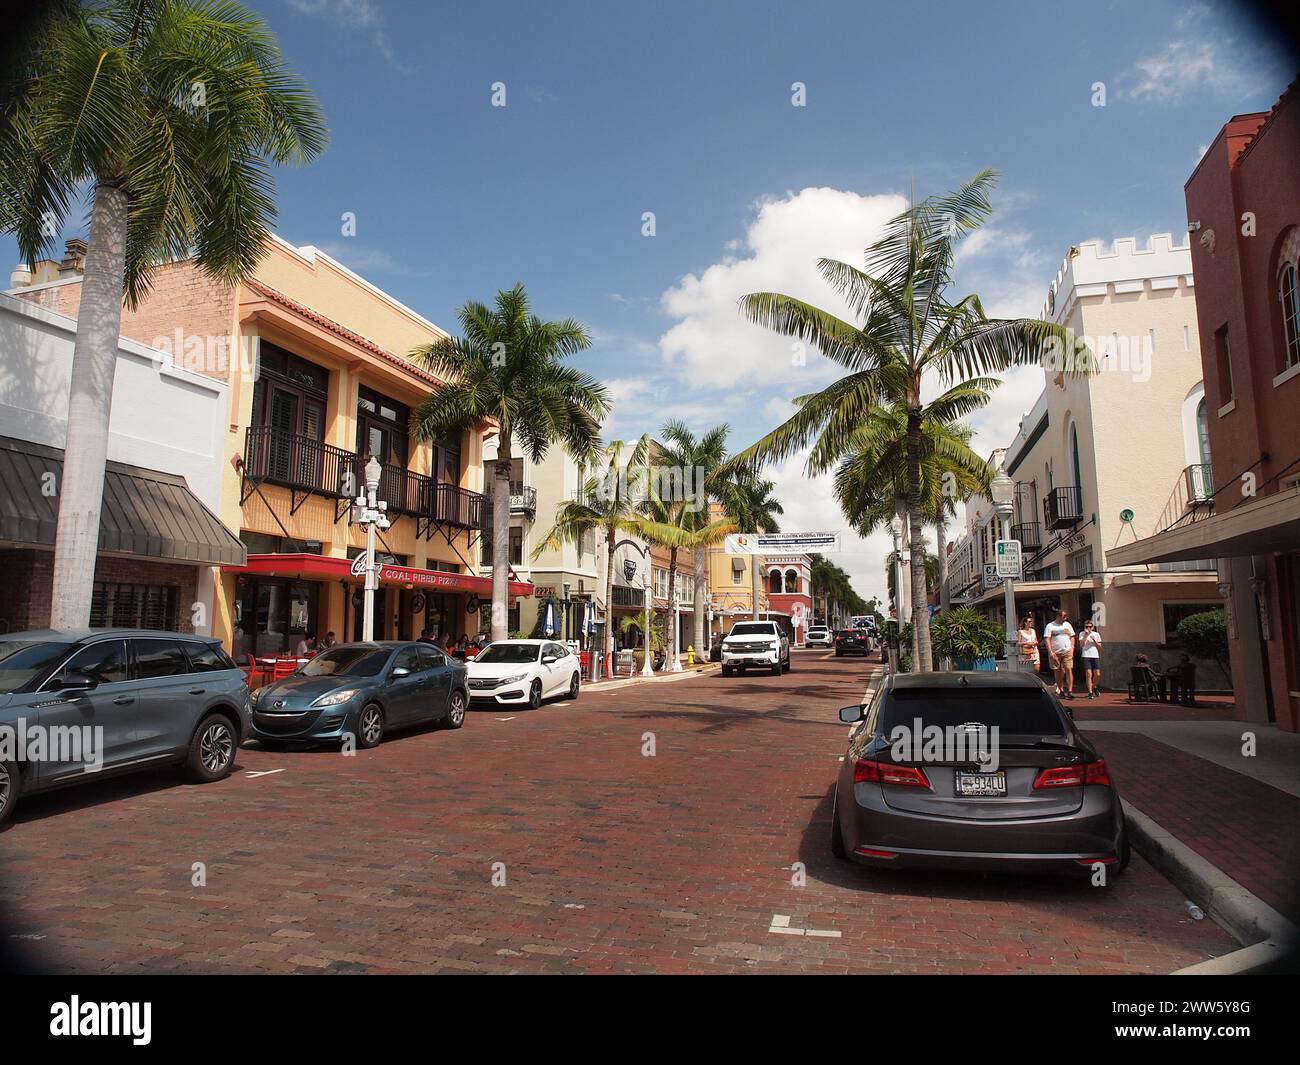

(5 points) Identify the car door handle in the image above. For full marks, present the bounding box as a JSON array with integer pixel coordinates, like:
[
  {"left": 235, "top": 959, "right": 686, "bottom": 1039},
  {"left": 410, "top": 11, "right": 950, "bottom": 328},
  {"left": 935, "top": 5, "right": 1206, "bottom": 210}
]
[
  {"left": 113, "top": 696, "right": 135, "bottom": 705},
  {"left": 188, "top": 688, "right": 206, "bottom": 695}
]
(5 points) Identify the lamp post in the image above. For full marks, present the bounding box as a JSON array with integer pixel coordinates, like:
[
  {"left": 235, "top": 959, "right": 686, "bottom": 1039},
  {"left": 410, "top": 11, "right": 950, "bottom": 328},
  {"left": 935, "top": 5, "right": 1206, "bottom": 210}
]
[
  {"left": 989, "top": 464, "right": 1018, "bottom": 670},
  {"left": 612, "top": 538, "right": 655, "bottom": 677},
  {"left": 360, "top": 455, "right": 386, "bottom": 642}
]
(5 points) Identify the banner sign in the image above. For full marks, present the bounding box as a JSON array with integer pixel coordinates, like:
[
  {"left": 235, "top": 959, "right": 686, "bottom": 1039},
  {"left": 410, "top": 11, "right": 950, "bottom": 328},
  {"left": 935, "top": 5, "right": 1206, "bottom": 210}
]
[{"left": 725, "top": 532, "right": 840, "bottom": 555}]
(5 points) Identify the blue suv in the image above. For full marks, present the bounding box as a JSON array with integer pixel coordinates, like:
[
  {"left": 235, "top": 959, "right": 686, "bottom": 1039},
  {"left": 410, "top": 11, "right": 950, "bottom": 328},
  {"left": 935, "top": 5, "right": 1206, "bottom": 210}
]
[{"left": 0, "top": 629, "right": 251, "bottom": 826}]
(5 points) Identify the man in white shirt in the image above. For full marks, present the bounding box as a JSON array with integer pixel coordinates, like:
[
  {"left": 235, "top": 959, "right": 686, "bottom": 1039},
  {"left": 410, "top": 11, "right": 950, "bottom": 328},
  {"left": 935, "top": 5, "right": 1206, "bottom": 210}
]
[{"left": 1043, "top": 609, "right": 1077, "bottom": 699}]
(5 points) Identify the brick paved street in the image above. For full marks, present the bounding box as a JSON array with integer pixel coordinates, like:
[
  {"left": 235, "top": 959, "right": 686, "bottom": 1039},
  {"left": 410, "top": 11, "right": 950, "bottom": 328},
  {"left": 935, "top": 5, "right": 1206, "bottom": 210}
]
[{"left": 0, "top": 653, "right": 1233, "bottom": 974}]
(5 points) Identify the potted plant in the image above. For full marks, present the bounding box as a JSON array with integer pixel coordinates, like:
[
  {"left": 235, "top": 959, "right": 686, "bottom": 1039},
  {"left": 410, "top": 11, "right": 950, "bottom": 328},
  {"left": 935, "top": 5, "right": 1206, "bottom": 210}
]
[
  {"left": 621, "top": 612, "right": 665, "bottom": 671},
  {"left": 930, "top": 607, "right": 1005, "bottom": 670}
]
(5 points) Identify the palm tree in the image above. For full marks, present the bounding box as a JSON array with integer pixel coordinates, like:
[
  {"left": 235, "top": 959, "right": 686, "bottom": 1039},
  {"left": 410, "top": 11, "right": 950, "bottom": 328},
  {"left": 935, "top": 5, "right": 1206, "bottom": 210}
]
[
  {"left": 734, "top": 170, "right": 1091, "bottom": 671},
  {"left": 0, "top": 0, "right": 328, "bottom": 627},
  {"left": 412, "top": 284, "right": 609, "bottom": 641},
  {"left": 535, "top": 437, "right": 651, "bottom": 673},
  {"left": 727, "top": 478, "right": 783, "bottom": 622},
  {"left": 652, "top": 421, "right": 748, "bottom": 657},
  {"left": 632, "top": 502, "right": 734, "bottom": 668}
]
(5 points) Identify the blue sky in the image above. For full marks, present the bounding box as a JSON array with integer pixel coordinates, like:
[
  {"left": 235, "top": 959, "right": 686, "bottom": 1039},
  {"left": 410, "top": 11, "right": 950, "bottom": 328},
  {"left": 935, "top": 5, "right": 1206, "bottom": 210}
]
[{"left": 6, "top": 0, "right": 1295, "bottom": 601}]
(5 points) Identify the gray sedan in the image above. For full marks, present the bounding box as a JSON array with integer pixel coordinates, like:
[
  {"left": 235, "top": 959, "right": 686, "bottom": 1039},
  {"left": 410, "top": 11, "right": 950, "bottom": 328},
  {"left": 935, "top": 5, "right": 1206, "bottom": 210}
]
[
  {"left": 251, "top": 641, "right": 467, "bottom": 748},
  {"left": 831, "top": 672, "right": 1129, "bottom": 876}
]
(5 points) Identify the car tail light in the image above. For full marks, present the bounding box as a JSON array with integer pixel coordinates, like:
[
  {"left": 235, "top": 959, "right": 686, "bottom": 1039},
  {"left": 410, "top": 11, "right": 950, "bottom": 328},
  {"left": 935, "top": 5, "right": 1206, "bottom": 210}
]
[
  {"left": 855, "top": 846, "right": 898, "bottom": 859},
  {"left": 1073, "top": 856, "right": 1118, "bottom": 865},
  {"left": 1033, "top": 759, "right": 1111, "bottom": 790},
  {"left": 853, "top": 759, "right": 930, "bottom": 788}
]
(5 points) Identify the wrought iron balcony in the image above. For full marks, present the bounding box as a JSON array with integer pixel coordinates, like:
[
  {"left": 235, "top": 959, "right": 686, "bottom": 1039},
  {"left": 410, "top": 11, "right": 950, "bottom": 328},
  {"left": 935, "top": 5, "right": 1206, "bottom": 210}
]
[
  {"left": 1044, "top": 486, "right": 1082, "bottom": 530},
  {"left": 1011, "top": 521, "right": 1042, "bottom": 551},
  {"left": 1154, "top": 463, "right": 1215, "bottom": 535},
  {"left": 243, "top": 427, "right": 485, "bottom": 531},
  {"left": 1185, "top": 463, "right": 1214, "bottom": 504},
  {"left": 612, "top": 584, "right": 645, "bottom": 608}
]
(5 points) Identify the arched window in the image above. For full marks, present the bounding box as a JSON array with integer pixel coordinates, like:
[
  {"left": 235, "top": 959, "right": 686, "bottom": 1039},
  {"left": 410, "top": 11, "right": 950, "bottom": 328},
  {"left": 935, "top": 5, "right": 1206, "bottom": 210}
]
[
  {"left": 1196, "top": 398, "right": 1210, "bottom": 466},
  {"left": 785, "top": 569, "right": 799, "bottom": 594},
  {"left": 768, "top": 569, "right": 782, "bottom": 594},
  {"left": 1280, "top": 260, "right": 1300, "bottom": 371}
]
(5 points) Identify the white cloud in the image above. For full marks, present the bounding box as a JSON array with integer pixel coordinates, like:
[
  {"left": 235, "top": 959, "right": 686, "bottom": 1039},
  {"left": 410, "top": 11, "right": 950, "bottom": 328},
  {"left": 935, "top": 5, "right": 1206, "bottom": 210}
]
[
  {"left": 657, "top": 187, "right": 906, "bottom": 389},
  {"left": 287, "top": 0, "right": 412, "bottom": 74},
  {"left": 1126, "top": 40, "right": 1232, "bottom": 102}
]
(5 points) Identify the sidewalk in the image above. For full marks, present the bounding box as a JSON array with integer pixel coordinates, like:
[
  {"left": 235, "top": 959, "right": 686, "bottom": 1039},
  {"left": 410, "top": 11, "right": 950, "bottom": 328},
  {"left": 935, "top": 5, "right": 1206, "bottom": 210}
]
[
  {"left": 1080, "top": 715, "right": 1300, "bottom": 932},
  {"left": 584, "top": 661, "right": 721, "bottom": 693}
]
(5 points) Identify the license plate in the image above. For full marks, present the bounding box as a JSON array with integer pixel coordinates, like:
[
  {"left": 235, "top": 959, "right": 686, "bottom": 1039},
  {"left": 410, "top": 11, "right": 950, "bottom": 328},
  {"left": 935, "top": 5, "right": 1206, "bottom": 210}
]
[{"left": 955, "top": 770, "right": 1007, "bottom": 797}]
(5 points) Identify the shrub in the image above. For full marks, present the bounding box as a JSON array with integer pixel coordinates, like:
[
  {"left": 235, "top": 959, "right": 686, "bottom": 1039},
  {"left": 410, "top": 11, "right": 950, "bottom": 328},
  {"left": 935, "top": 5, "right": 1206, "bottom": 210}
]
[
  {"left": 1174, "top": 609, "right": 1229, "bottom": 678},
  {"left": 930, "top": 607, "right": 1005, "bottom": 661}
]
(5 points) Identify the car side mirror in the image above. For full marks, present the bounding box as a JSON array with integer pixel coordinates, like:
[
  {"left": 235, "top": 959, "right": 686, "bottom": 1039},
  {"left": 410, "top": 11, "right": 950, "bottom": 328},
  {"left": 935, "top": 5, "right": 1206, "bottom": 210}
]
[
  {"left": 838, "top": 704, "right": 864, "bottom": 724},
  {"left": 56, "top": 671, "right": 99, "bottom": 694},
  {"left": 391, "top": 666, "right": 411, "bottom": 678},
  {"left": 541, "top": 655, "right": 557, "bottom": 665}
]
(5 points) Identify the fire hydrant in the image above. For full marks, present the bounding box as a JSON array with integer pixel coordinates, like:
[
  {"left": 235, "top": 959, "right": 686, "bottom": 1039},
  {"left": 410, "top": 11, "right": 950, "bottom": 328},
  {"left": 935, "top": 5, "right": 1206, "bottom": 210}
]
[{"left": 686, "top": 645, "right": 696, "bottom": 667}]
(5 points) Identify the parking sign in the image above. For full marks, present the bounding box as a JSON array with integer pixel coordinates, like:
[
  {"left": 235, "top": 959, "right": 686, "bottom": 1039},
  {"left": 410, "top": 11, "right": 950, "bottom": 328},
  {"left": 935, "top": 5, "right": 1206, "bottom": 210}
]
[{"left": 995, "top": 539, "right": 1022, "bottom": 579}]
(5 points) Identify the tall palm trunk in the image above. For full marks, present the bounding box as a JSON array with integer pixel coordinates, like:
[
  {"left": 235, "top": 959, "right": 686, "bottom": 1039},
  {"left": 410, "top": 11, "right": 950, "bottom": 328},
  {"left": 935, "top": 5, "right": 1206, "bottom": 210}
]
[
  {"left": 936, "top": 501, "right": 949, "bottom": 612},
  {"left": 490, "top": 452, "right": 512, "bottom": 642},
  {"left": 751, "top": 554, "right": 763, "bottom": 621},
  {"left": 693, "top": 548, "right": 706, "bottom": 654},
  {"left": 50, "top": 182, "right": 129, "bottom": 629},
  {"left": 603, "top": 525, "right": 616, "bottom": 677},
  {"left": 904, "top": 405, "right": 932, "bottom": 672},
  {"left": 667, "top": 547, "right": 678, "bottom": 667}
]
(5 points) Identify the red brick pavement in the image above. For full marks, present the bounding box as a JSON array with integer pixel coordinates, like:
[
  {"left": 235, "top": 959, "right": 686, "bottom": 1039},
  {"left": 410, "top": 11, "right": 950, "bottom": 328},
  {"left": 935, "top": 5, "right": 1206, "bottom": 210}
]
[
  {"left": 1085, "top": 730, "right": 1300, "bottom": 925},
  {"left": 0, "top": 654, "right": 1233, "bottom": 974}
]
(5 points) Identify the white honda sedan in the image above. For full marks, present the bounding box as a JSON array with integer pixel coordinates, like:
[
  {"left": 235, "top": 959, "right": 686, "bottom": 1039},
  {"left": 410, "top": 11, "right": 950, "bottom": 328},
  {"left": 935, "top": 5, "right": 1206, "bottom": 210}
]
[{"left": 466, "top": 639, "right": 582, "bottom": 709}]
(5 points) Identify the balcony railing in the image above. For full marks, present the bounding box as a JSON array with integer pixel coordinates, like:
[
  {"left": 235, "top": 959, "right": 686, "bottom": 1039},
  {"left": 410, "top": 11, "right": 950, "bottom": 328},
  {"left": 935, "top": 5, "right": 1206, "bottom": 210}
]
[
  {"left": 244, "top": 427, "right": 485, "bottom": 530},
  {"left": 1154, "top": 463, "right": 1215, "bottom": 535},
  {"left": 245, "top": 426, "right": 354, "bottom": 497},
  {"left": 1044, "top": 486, "right": 1082, "bottom": 530},
  {"left": 1011, "top": 521, "right": 1042, "bottom": 551}
]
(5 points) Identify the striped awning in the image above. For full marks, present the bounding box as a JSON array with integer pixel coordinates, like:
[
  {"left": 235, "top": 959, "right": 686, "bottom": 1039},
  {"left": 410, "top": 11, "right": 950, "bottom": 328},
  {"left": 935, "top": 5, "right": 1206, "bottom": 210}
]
[{"left": 0, "top": 436, "right": 245, "bottom": 566}]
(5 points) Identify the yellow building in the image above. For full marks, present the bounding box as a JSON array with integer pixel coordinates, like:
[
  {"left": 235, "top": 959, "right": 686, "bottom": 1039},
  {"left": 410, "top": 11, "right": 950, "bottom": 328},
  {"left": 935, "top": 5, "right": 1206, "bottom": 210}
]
[{"left": 15, "top": 235, "right": 529, "bottom": 658}]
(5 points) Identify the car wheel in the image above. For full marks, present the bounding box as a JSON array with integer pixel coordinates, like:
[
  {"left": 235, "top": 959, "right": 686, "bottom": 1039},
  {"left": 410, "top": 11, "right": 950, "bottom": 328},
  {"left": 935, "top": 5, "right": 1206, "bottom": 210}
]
[
  {"left": 830, "top": 789, "right": 848, "bottom": 860},
  {"left": 770, "top": 660, "right": 781, "bottom": 676},
  {"left": 444, "top": 689, "right": 466, "bottom": 730},
  {"left": 356, "top": 703, "right": 385, "bottom": 749},
  {"left": 722, "top": 665, "right": 732, "bottom": 677},
  {"left": 1116, "top": 826, "right": 1131, "bottom": 875},
  {"left": 527, "top": 679, "right": 543, "bottom": 710},
  {"left": 566, "top": 672, "right": 580, "bottom": 700},
  {"left": 835, "top": 649, "right": 842, "bottom": 657},
  {"left": 0, "top": 759, "right": 19, "bottom": 827},
  {"left": 783, "top": 652, "right": 792, "bottom": 673},
  {"left": 186, "top": 714, "right": 237, "bottom": 782}
]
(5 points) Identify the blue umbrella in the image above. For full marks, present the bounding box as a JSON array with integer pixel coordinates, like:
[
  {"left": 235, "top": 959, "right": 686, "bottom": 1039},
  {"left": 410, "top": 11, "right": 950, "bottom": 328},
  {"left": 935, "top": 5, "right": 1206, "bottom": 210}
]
[
  {"left": 582, "top": 600, "right": 595, "bottom": 637},
  {"left": 543, "top": 598, "right": 557, "bottom": 636}
]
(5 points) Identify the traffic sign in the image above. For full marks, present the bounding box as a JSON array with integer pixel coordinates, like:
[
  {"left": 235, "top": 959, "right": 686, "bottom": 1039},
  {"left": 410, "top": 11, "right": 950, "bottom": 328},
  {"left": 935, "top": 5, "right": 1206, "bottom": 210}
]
[{"left": 995, "top": 539, "right": 1022, "bottom": 579}]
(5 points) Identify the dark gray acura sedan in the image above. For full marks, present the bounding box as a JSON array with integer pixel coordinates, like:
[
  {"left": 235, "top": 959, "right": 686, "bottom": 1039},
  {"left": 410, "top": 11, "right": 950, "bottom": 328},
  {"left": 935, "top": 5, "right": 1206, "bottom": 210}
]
[
  {"left": 831, "top": 672, "right": 1129, "bottom": 876},
  {"left": 250, "top": 641, "right": 467, "bottom": 748}
]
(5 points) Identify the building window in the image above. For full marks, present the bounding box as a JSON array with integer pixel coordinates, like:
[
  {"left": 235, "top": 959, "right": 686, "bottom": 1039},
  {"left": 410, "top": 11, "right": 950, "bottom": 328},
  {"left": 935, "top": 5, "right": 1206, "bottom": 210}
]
[
  {"left": 654, "top": 567, "right": 668, "bottom": 599},
  {"left": 731, "top": 560, "right": 744, "bottom": 585},
  {"left": 768, "top": 569, "right": 782, "bottom": 594},
  {"left": 784, "top": 568, "right": 799, "bottom": 593},
  {"left": 1067, "top": 548, "right": 1093, "bottom": 579},
  {"left": 91, "top": 582, "right": 179, "bottom": 631},
  {"left": 1280, "top": 260, "right": 1300, "bottom": 371},
  {"left": 1214, "top": 324, "right": 1234, "bottom": 403}
]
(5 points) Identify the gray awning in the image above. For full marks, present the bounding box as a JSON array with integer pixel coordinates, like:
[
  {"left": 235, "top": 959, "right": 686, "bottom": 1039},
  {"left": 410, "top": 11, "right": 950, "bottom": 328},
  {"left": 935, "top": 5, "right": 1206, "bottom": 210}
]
[{"left": 0, "top": 436, "right": 246, "bottom": 566}]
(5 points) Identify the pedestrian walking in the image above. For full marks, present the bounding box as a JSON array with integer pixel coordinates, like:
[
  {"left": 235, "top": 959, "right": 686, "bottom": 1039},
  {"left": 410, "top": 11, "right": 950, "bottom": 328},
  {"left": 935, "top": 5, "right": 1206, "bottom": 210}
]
[
  {"left": 1043, "top": 609, "right": 1077, "bottom": 699},
  {"left": 1080, "top": 620, "right": 1102, "bottom": 698},
  {"left": 1016, "top": 615, "right": 1040, "bottom": 672}
]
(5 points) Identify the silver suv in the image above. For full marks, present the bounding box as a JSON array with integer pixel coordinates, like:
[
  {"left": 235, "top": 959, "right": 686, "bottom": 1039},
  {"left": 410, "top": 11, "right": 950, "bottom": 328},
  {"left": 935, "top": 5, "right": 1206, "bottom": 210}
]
[{"left": 721, "top": 621, "right": 791, "bottom": 677}]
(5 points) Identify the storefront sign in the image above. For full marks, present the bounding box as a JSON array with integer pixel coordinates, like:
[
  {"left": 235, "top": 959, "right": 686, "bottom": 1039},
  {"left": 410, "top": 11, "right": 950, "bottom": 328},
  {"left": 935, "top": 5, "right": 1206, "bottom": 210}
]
[
  {"left": 349, "top": 552, "right": 371, "bottom": 577},
  {"left": 725, "top": 532, "right": 840, "bottom": 554}
]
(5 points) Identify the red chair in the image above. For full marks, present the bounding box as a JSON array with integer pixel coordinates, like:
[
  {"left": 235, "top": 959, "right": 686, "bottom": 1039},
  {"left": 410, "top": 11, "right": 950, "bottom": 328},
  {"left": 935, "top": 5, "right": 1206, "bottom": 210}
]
[
  {"left": 272, "top": 656, "right": 298, "bottom": 680},
  {"left": 244, "top": 654, "right": 265, "bottom": 689}
]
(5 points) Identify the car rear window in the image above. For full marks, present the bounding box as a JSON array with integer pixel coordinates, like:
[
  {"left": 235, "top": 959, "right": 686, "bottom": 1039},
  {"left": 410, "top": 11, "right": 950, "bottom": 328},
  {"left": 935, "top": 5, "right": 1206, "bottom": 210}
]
[{"left": 880, "top": 687, "right": 1066, "bottom": 737}]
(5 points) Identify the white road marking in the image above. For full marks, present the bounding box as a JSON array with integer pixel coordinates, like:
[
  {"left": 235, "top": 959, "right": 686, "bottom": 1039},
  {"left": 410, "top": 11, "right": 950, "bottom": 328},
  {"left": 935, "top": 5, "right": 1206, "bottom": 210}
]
[
  {"left": 768, "top": 913, "right": 842, "bottom": 938},
  {"left": 245, "top": 769, "right": 286, "bottom": 778},
  {"left": 497, "top": 717, "right": 515, "bottom": 722}
]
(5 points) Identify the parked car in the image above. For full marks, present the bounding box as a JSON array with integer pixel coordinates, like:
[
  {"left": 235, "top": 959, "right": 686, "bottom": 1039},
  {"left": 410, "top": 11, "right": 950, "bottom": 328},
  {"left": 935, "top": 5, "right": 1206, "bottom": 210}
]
[
  {"left": 805, "top": 626, "right": 833, "bottom": 648},
  {"left": 720, "top": 621, "right": 791, "bottom": 676},
  {"left": 830, "top": 672, "right": 1129, "bottom": 875},
  {"left": 466, "top": 639, "right": 581, "bottom": 708},
  {"left": 834, "top": 628, "right": 872, "bottom": 656},
  {"left": 0, "top": 629, "right": 251, "bottom": 826},
  {"left": 251, "top": 641, "right": 467, "bottom": 747}
]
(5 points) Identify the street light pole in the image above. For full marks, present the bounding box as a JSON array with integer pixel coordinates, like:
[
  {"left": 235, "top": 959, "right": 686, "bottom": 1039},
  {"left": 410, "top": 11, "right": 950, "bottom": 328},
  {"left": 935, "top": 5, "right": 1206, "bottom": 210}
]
[
  {"left": 360, "top": 455, "right": 385, "bottom": 642},
  {"left": 990, "top": 464, "right": 1018, "bottom": 671}
]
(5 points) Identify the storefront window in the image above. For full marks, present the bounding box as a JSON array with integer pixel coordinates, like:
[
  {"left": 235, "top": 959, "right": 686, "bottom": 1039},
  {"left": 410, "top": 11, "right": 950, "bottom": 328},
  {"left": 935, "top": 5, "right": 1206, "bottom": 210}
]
[{"left": 233, "top": 577, "right": 320, "bottom": 659}]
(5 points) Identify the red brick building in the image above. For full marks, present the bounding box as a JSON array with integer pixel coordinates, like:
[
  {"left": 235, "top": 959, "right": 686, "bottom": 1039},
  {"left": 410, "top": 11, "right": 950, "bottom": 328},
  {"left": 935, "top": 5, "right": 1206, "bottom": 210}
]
[{"left": 1111, "top": 81, "right": 1300, "bottom": 731}]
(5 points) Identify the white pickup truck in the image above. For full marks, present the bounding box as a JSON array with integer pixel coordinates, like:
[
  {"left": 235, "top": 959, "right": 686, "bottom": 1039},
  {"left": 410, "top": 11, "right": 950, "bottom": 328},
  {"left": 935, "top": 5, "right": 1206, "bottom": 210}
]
[{"left": 720, "top": 621, "right": 791, "bottom": 677}]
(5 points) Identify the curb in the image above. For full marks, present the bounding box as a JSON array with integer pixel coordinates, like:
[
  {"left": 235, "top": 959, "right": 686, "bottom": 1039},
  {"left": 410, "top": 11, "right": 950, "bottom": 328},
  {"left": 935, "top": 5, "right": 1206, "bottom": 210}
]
[
  {"left": 1122, "top": 799, "right": 1299, "bottom": 974},
  {"left": 585, "top": 663, "right": 721, "bottom": 692}
]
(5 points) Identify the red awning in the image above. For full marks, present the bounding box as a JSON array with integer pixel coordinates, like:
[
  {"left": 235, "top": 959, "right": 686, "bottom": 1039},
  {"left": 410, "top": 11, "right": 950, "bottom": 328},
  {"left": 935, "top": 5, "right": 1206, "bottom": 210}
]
[{"left": 223, "top": 553, "right": 534, "bottom": 598}]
